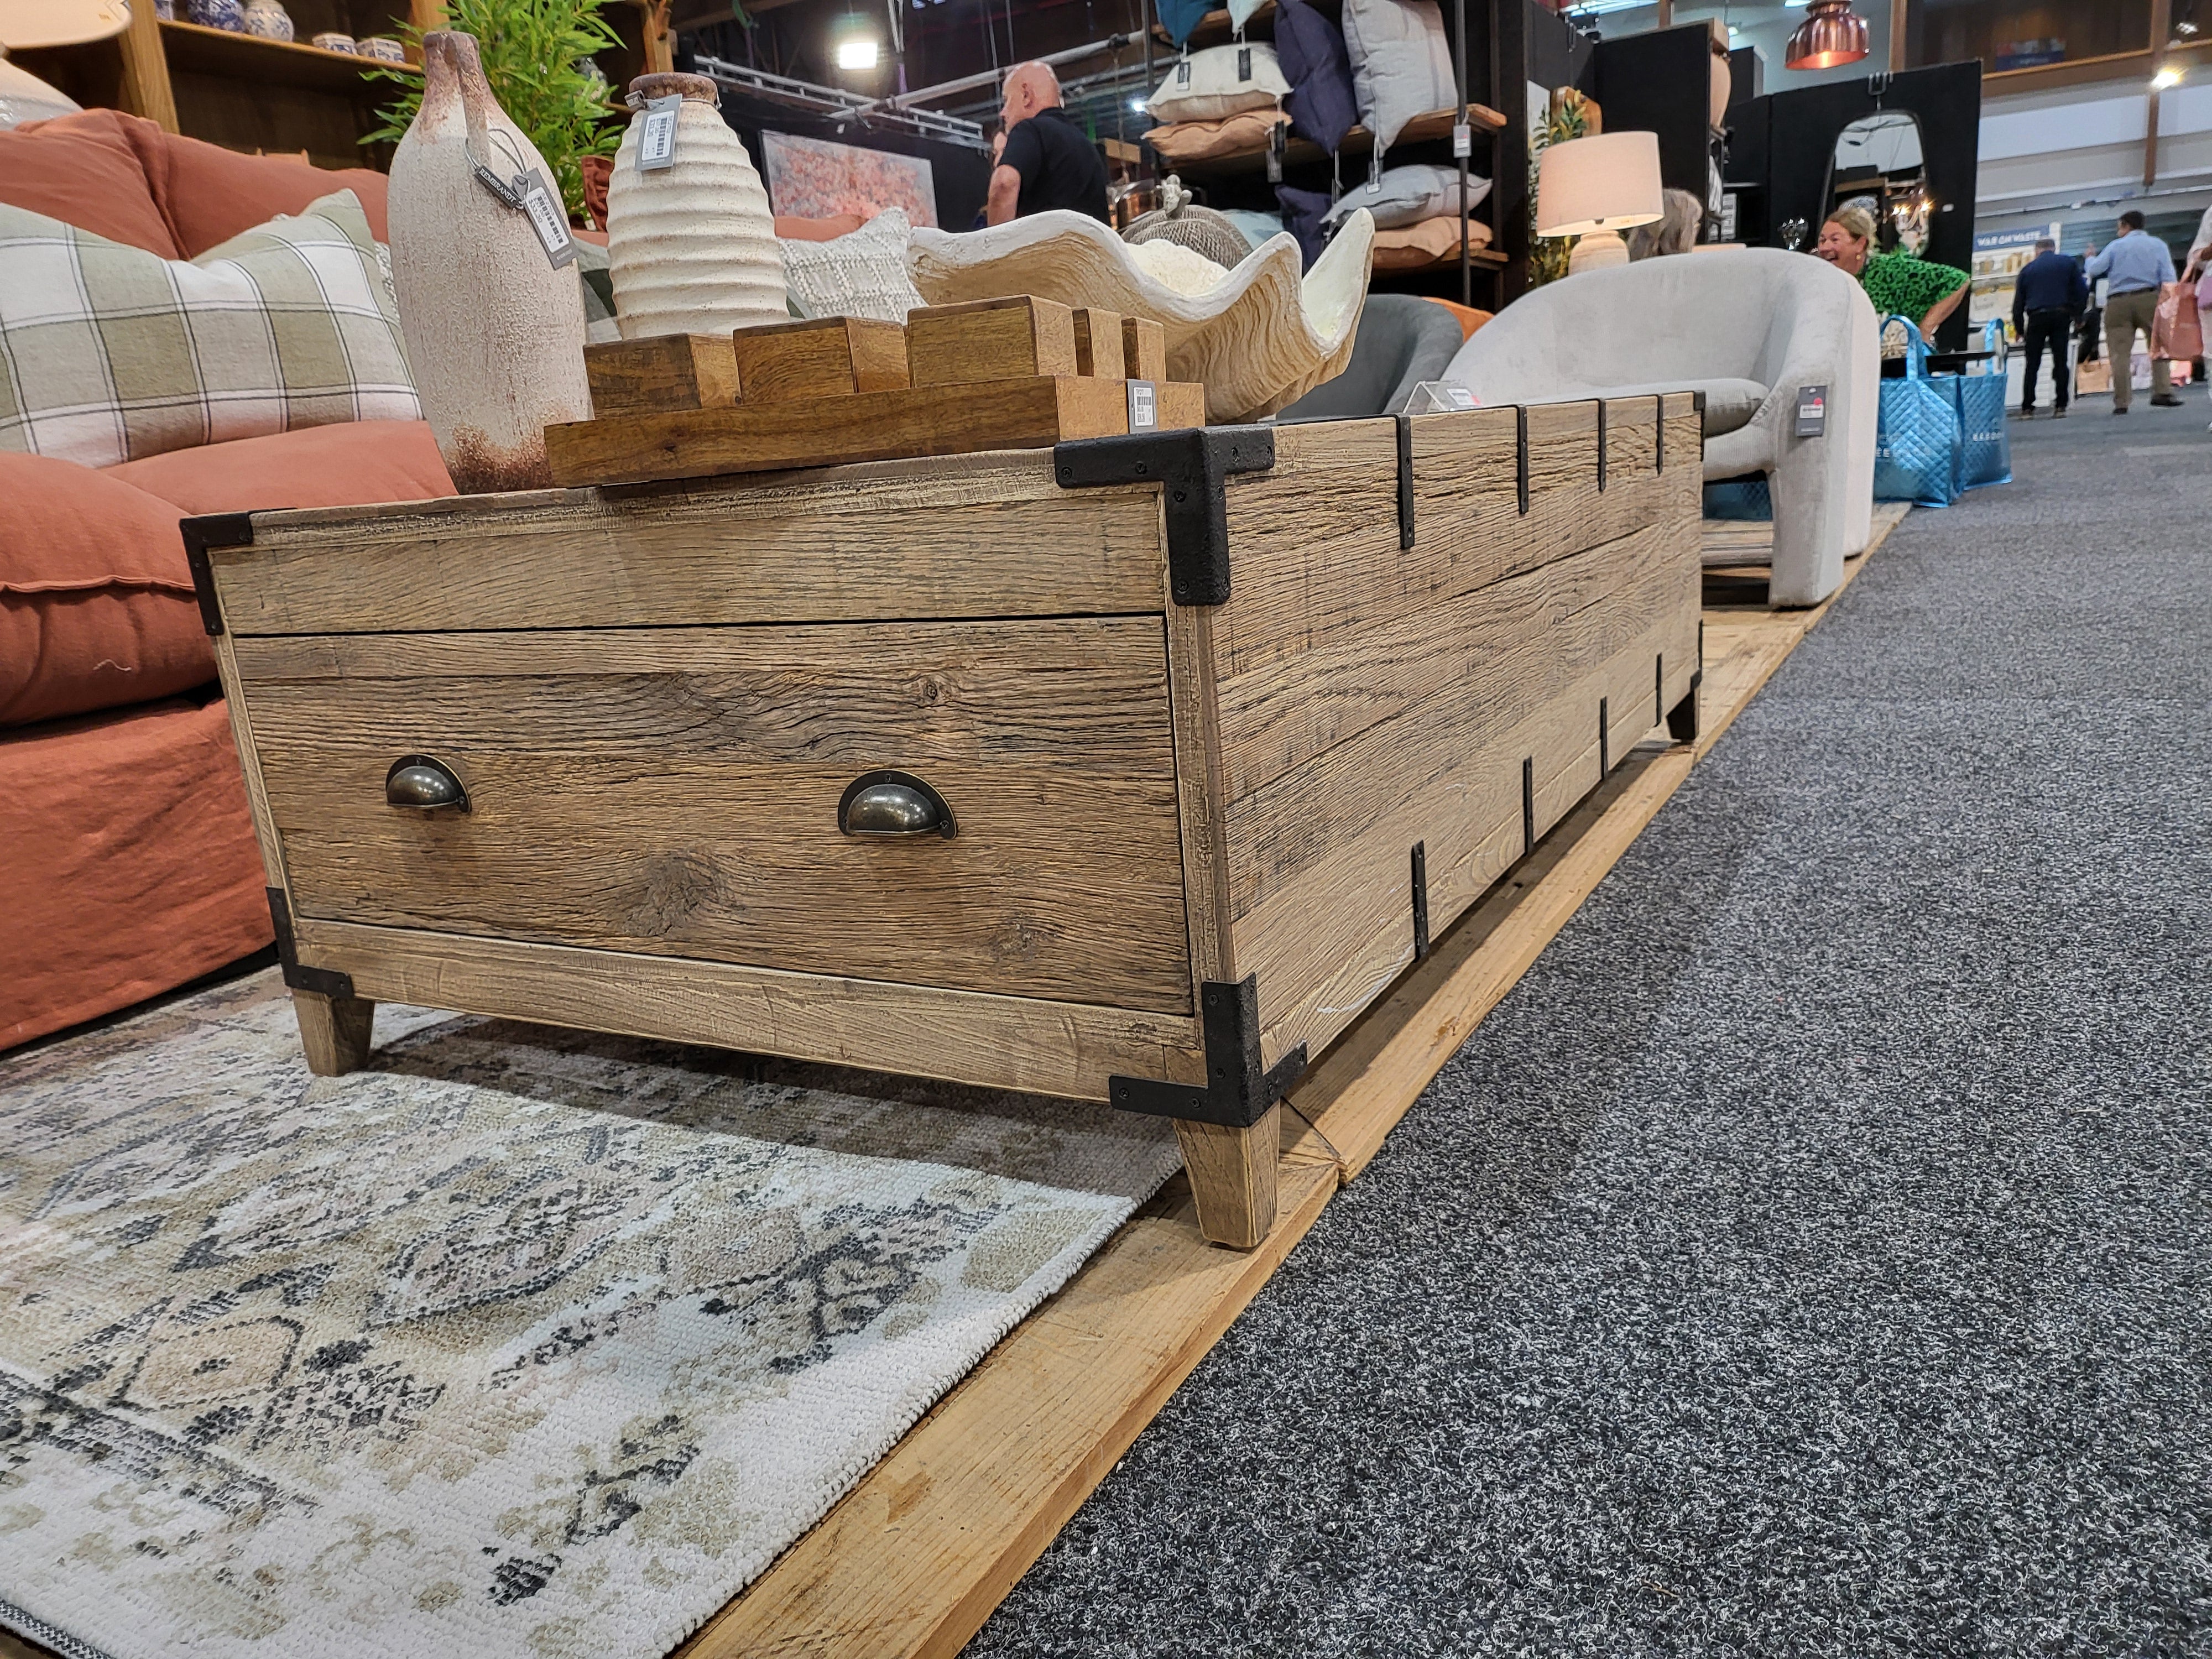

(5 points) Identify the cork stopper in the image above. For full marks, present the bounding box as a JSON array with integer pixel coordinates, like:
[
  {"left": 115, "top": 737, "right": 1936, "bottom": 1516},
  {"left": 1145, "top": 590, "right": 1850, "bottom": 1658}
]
[{"left": 627, "top": 72, "right": 719, "bottom": 109}]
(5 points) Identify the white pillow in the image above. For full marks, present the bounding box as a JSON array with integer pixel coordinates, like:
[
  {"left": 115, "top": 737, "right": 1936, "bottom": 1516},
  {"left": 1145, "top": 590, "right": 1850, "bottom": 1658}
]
[
  {"left": 0, "top": 189, "right": 418, "bottom": 469},
  {"left": 781, "top": 208, "right": 924, "bottom": 324},
  {"left": 1147, "top": 43, "right": 1292, "bottom": 123},
  {"left": 1323, "top": 163, "right": 1490, "bottom": 230},
  {"left": 1342, "top": 0, "right": 1457, "bottom": 154}
]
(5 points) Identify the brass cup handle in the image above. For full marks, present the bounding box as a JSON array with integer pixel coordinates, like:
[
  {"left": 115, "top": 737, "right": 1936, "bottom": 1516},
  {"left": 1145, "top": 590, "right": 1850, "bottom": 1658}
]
[
  {"left": 839, "top": 770, "right": 956, "bottom": 839},
  {"left": 385, "top": 754, "right": 469, "bottom": 812}
]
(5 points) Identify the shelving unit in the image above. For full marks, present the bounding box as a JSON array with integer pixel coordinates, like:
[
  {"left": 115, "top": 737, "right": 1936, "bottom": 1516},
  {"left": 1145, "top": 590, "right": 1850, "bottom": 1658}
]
[
  {"left": 17, "top": 0, "right": 667, "bottom": 178},
  {"left": 1138, "top": 0, "right": 1511, "bottom": 309}
]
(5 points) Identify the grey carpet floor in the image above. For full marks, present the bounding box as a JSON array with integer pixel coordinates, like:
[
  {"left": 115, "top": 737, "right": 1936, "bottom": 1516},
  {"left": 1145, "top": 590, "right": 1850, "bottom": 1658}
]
[{"left": 967, "top": 404, "right": 2212, "bottom": 1656}]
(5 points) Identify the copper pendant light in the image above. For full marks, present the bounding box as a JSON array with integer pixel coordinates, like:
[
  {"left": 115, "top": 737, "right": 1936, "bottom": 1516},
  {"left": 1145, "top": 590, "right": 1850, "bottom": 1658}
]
[{"left": 1785, "top": 0, "right": 1871, "bottom": 70}]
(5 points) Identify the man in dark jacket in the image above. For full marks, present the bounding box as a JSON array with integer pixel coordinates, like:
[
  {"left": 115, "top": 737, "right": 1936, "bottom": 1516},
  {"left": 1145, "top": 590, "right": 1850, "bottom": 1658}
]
[
  {"left": 986, "top": 62, "right": 1109, "bottom": 225},
  {"left": 2012, "top": 237, "right": 2090, "bottom": 418}
]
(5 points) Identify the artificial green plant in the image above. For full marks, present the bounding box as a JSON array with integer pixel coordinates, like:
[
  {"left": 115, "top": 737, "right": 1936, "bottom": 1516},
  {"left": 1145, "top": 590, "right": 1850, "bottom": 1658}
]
[{"left": 364, "top": 0, "right": 624, "bottom": 218}]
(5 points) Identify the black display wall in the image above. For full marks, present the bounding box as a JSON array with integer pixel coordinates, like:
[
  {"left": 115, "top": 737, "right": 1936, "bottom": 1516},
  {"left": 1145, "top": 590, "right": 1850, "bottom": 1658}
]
[{"left": 1736, "top": 61, "right": 1984, "bottom": 350}]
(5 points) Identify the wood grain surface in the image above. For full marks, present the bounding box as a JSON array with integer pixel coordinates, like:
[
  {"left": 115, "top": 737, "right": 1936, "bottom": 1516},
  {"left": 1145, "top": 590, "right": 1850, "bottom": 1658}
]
[
  {"left": 210, "top": 456, "right": 1166, "bottom": 634},
  {"left": 289, "top": 917, "right": 1209, "bottom": 1101},
  {"left": 727, "top": 316, "right": 911, "bottom": 403},
  {"left": 905, "top": 295, "right": 1080, "bottom": 387},
  {"left": 584, "top": 334, "right": 742, "bottom": 416},
  {"left": 543, "top": 374, "right": 1134, "bottom": 488},
  {"left": 237, "top": 619, "right": 1195, "bottom": 1012}
]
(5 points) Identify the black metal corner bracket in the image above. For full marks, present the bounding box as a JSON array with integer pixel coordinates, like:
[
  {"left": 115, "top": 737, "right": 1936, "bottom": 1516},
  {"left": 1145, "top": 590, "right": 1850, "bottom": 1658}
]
[
  {"left": 1595, "top": 399, "right": 1609, "bottom": 493},
  {"left": 1053, "top": 426, "right": 1277, "bottom": 607},
  {"left": 1599, "top": 695, "right": 1610, "bottom": 778},
  {"left": 1411, "top": 841, "right": 1431, "bottom": 961},
  {"left": 1653, "top": 392, "right": 1666, "bottom": 476},
  {"left": 1666, "top": 620, "right": 1705, "bottom": 744},
  {"left": 1515, "top": 405, "right": 1530, "bottom": 516},
  {"left": 1692, "top": 388, "right": 1708, "bottom": 466},
  {"left": 1395, "top": 414, "right": 1416, "bottom": 550},
  {"left": 180, "top": 512, "right": 253, "bottom": 637},
  {"left": 1521, "top": 756, "right": 1536, "bottom": 857},
  {"left": 1109, "top": 974, "right": 1306, "bottom": 1129},
  {"left": 265, "top": 888, "right": 356, "bottom": 1000}
]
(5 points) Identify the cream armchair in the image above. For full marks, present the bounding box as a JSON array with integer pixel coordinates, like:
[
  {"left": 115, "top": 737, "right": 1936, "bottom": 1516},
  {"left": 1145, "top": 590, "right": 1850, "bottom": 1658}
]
[{"left": 1442, "top": 249, "right": 1880, "bottom": 607}]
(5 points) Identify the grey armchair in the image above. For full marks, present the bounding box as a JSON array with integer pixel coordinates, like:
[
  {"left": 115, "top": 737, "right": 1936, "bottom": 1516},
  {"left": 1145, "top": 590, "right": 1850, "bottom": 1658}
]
[
  {"left": 1277, "top": 294, "right": 1467, "bottom": 421},
  {"left": 1441, "top": 249, "right": 1880, "bottom": 607}
]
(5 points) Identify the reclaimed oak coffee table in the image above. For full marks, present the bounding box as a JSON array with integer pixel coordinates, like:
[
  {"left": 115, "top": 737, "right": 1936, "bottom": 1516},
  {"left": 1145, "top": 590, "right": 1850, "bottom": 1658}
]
[{"left": 189, "top": 393, "right": 1703, "bottom": 1249}]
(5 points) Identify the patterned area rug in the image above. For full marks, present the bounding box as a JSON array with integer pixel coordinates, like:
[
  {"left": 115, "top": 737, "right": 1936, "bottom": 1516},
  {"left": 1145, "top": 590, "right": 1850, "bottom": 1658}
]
[{"left": 0, "top": 971, "right": 1180, "bottom": 1659}]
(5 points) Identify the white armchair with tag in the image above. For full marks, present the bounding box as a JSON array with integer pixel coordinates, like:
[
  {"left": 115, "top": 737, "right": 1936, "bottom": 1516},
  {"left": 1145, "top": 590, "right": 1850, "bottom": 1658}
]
[{"left": 1442, "top": 248, "right": 1880, "bottom": 607}]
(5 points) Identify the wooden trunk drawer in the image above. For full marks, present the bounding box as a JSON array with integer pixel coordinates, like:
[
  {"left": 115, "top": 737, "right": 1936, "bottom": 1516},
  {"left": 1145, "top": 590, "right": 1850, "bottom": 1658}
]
[{"left": 232, "top": 617, "right": 1193, "bottom": 1013}]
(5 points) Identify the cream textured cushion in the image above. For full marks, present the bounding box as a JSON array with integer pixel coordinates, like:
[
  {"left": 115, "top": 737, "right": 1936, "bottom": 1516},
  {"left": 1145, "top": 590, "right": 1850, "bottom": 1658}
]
[
  {"left": 780, "top": 207, "right": 924, "bottom": 324},
  {"left": 1342, "top": 0, "right": 1456, "bottom": 154},
  {"left": 0, "top": 189, "right": 418, "bottom": 470},
  {"left": 1147, "top": 43, "right": 1292, "bottom": 122}
]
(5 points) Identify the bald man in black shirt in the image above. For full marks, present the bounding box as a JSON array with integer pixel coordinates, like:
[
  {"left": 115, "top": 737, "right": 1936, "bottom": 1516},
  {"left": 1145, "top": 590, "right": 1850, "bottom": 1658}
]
[{"left": 986, "top": 62, "right": 1109, "bottom": 225}]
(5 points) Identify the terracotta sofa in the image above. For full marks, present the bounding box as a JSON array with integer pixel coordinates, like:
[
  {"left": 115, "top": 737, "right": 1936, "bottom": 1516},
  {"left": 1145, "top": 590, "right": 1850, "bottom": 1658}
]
[{"left": 1, "top": 109, "right": 458, "bottom": 1051}]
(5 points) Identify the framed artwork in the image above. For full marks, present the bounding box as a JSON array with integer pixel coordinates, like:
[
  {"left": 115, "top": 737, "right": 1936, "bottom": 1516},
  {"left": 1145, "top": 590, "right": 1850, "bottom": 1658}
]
[{"left": 761, "top": 132, "right": 938, "bottom": 228}]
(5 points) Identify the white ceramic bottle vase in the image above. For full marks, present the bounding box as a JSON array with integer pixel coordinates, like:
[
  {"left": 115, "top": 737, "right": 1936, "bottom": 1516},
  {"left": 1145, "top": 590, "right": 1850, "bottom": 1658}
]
[
  {"left": 386, "top": 30, "right": 591, "bottom": 493},
  {"left": 607, "top": 72, "right": 786, "bottom": 340}
]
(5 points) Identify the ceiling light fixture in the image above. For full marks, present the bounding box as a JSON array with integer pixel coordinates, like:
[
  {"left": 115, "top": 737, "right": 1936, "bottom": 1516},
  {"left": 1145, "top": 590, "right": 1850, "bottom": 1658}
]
[
  {"left": 1785, "top": 0, "right": 1870, "bottom": 71},
  {"left": 836, "top": 35, "right": 879, "bottom": 69},
  {"left": 2153, "top": 64, "right": 2184, "bottom": 88}
]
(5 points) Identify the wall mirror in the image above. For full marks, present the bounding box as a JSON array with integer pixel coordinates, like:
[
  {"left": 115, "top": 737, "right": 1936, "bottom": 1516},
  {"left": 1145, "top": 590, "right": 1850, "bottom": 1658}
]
[{"left": 1826, "top": 108, "right": 1931, "bottom": 253}]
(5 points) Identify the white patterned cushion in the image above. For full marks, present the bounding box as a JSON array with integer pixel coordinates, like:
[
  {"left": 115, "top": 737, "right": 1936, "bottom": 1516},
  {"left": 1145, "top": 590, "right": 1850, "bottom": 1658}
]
[
  {"left": 0, "top": 189, "right": 419, "bottom": 470},
  {"left": 781, "top": 208, "right": 924, "bottom": 324}
]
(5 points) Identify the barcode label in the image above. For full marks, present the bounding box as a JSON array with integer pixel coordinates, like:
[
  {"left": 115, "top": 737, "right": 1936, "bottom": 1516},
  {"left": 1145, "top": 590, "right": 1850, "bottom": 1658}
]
[
  {"left": 1238, "top": 46, "right": 1252, "bottom": 80},
  {"left": 639, "top": 95, "right": 681, "bottom": 170},
  {"left": 1177, "top": 56, "right": 1191, "bottom": 85},
  {"left": 1452, "top": 121, "right": 1471, "bottom": 158},
  {"left": 1127, "top": 379, "right": 1158, "bottom": 431},
  {"left": 519, "top": 172, "right": 577, "bottom": 268}
]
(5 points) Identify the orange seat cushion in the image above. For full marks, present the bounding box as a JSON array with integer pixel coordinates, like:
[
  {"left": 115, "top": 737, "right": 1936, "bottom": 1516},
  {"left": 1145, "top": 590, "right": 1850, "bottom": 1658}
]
[
  {"left": 105, "top": 419, "right": 457, "bottom": 515},
  {"left": 0, "top": 696, "right": 273, "bottom": 1052},
  {"left": 0, "top": 453, "right": 212, "bottom": 728},
  {"left": 131, "top": 123, "right": 393, "bottom": 254},
  {"left": 0, "top": 108, "right": 182, "bottom": 258}
]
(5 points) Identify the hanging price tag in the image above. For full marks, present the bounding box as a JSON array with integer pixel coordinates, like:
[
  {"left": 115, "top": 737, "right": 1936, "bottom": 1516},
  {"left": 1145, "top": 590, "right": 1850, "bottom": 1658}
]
[
  {"left": 1237, "top": 45, "right": 1252, "bottom": 81},
  {"left": 1452, "top": 120, "right": 1472, "bottom": 159},
  {"left": 518, "top": 169, "right": 578, "bottom": 268},
  {"left": 1176, "top": 54, "right": 1191, "bottom": 86},
  {"left": 638, "top": 93, "right": 681, "bottom": 171}
]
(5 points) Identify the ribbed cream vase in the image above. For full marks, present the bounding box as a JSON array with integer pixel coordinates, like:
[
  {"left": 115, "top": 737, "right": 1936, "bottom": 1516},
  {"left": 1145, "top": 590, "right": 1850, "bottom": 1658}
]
[
  {"left": 386, "top": 31, "right": 591, "bottom": 493},
  {"left": 607, "top": 74, "right": 786, "bottom": 340}
]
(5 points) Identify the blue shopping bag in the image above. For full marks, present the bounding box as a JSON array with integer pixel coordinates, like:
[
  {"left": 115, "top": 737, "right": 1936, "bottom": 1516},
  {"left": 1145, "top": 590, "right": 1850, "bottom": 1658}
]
[
  {"left": 1875, "top": 316, "right": 1963, "bottom": 507},
  {"left": 1947, "top": 320, "right": 2013, "bottom": 489},
  {"left": 1703, "top": 477, "right": 1772, "bottom": 520}
]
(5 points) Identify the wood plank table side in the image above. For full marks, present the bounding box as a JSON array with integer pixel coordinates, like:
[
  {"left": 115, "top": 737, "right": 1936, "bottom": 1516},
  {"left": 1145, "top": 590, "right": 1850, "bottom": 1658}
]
[{"left": 676, "top": 508, "right": 1913, "bottom": 1659}]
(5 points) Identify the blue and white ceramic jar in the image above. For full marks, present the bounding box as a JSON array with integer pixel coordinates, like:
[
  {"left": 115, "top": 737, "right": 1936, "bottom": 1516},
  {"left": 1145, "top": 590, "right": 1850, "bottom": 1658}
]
[
  {"left": 190, "top": 0, "right": 246, "bottom": 30},
  {"left": 242, "top": 0, "right": 293, "bottom": 40}
]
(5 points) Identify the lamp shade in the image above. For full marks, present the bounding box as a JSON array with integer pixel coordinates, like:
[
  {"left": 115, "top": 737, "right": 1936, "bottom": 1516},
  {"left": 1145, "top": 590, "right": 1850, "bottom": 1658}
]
[
  {"left": 0, "top": 0, "right": 131, "bottom": 51},
  {"left": 1785, "top": 0, "right": 1870, "bottom": 71},
  {"left": 1536, "top": 131, "right": 1664, "bottom": 238}
]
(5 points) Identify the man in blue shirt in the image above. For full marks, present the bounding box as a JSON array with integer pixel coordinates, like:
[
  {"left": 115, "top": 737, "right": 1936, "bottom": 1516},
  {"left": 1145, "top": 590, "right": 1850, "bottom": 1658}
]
[
  {"left": 2012, "top": 238, "right": 2089, "bottom": 418},
  {"left": 2085, "top": 209, "right": 2180, "bottom": 412}
]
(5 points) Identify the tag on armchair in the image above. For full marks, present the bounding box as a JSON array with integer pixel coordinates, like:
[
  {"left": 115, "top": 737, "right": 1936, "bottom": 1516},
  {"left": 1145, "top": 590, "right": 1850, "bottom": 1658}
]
[{"left": 1796, "top": 384, "right": 1828, "bottom": 437}]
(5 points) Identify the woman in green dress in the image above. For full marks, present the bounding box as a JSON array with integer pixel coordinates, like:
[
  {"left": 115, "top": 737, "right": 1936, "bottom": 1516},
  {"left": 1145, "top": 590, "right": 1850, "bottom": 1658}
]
[{"left": 1814, "top": 205, "right": 1970, "bottom": 342}]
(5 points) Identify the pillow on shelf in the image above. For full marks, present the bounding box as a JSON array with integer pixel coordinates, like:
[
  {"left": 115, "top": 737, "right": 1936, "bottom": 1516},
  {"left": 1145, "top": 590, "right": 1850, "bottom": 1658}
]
[
  {"left": 1144, "top": 108, "right": 1289, "bottom": 165},
  {"left": 1274, "top": 0, "right": 1360, "bottom": 154},
  {"left": 1147, "top": 43, "right": 1293, "bottom": 123},
  {"left": 1322, "top": 163, "right": 1490, "bottom": 230},
  {"left": 1222, "top": 208, "right": 1289, "bottom": 254},
  {"left": 782, "top": 207, "right": 923, "bottom": 324},
  {"left": 1276, "top": 182, "right": 1334, "bottom": 270},
  {"left": 1369, "top": 214, "right": 1491, "bottom": 272},
  {"left": 0, "top": 189, "right": 418, "bottom": 471},
  {"left": 1342, "top": 0, "right": 1457, "bottom": 154}
]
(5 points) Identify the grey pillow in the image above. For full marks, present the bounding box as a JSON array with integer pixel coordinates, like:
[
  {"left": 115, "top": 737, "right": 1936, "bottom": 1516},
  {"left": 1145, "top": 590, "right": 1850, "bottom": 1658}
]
[
  {"left": 1322, "top": 163, "right": 1490, "bottom": 230},
  {"left": 1341, "top": 0, "right": 1457, "bottom": 155}
]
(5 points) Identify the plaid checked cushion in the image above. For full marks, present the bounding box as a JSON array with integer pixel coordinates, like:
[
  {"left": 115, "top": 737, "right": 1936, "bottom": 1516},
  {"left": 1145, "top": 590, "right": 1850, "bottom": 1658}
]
[{"left": 0, "top": 189, "right": 419, "bottom": 470}]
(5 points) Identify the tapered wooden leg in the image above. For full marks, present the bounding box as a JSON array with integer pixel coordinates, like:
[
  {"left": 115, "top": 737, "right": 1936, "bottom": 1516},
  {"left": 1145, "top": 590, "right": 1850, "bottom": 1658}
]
[
  {"left": 1175, "top": 1105, "right": 1280, "bottom": 1249},
  {"left": 293, "top": 988, "right": 375, "bottom": 1076}
]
